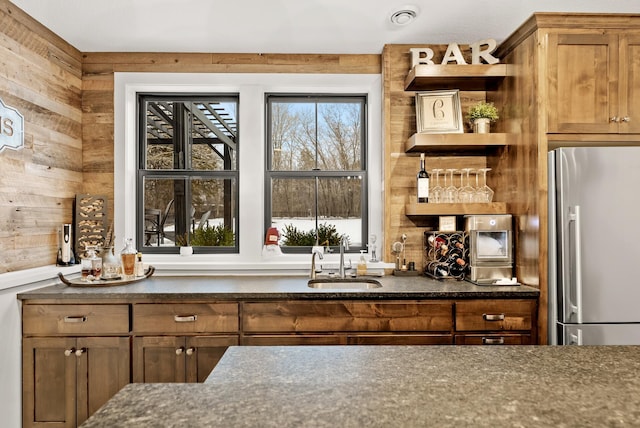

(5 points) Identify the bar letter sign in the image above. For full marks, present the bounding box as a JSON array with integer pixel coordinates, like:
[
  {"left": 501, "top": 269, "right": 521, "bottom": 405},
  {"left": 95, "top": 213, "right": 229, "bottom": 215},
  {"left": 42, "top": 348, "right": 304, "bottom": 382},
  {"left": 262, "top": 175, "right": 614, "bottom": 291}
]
[{"left": 0, "top": 98, "right": 24, "bottom": 153}]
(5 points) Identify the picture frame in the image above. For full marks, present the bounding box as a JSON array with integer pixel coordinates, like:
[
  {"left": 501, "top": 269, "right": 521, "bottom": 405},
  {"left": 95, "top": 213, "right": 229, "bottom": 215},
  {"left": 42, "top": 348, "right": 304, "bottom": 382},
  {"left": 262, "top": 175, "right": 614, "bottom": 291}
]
[{"left": 415, "top": 90, "right": 463, "bottom": 134}]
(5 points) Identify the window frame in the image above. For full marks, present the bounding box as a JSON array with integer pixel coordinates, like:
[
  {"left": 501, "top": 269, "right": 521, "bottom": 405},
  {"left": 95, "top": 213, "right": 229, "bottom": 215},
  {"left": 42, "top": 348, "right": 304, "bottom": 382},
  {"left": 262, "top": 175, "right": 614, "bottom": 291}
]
[
  {"left": 114, "top": 72, "right": 382, "bottom": 273},
  {"left": 136, "top": 93, "right": 240, "bottom": 254},
  {"left": 264, "top": 93, "right": 368, "bottom": 253}
]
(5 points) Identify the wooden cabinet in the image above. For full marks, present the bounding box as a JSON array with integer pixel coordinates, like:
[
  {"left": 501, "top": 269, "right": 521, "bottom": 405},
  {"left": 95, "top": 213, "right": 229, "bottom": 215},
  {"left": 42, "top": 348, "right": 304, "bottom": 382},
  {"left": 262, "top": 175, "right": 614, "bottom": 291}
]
[
  {"left": 132, "top": 335, "right": 238, "bottom": 383},
  {"left": 241, "top": 299, "right": 538, "bottom": 346},
  {"left": 21, "top": 294, "right": 539, "bottom": 427},
  {"left": 242, "top": 300, "right": 455, "bottom": 345},
  {"left": 22, "top": 305, "right": 130, "bottom": 428},
  {"left": 454, "top": 334, "right": 531, "bottom": 345},
  {"left": 453, "top": 299, "right": 537, "bottom": 345},
  {"left": 547, "top": 31, "right": 640, "bottom": 133},
  {"left": 131, "top": 303, "right": 239, "bottom": 382},
  {"left": 132, "top": 302, "right": 239, "bottom": 334}
]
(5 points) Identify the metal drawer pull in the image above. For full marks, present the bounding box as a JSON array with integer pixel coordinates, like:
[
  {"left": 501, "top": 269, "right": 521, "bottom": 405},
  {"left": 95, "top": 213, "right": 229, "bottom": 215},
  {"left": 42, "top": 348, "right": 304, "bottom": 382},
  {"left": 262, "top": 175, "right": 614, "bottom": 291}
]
[
  {"left": 64, "top": 316, "right": 87, "bottom": 323},
  {"left": 174, "top": 315, "right": 197, "bottom": 323},
  {"left": 186, "top": 347, "right": 195, "bottom": 356},
  {"left": 482, "top": 337, "right": 505, "bottom": 345},
  {"left": 483, "top": 313, "right": 505, "bottom": 321}
]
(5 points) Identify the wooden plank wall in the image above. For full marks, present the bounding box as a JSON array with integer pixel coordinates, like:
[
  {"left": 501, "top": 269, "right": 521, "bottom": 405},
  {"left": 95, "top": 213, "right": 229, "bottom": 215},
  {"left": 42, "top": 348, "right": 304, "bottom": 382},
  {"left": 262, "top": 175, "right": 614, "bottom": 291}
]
[
  {"left": 80, "top": 52, "right": 381, "bottom": 244},
  {"left": 0, "top": 0, "right": 82, "bottom": 273},
  {"left": 381, "top": 45, "right": 487, "bottom": 269},
  {"left": 2, "top": 0, "right": 539, "bottom": 303}
]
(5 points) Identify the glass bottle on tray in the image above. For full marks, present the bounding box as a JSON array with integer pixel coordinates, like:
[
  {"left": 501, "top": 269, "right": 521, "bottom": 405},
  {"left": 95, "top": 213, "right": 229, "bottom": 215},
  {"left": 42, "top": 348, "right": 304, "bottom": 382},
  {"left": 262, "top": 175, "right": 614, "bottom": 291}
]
[
  {"left": 120, "top": 238, "right": 137, "bottom": 278},
  {"left": 81, "top": 246, "right": 101, "bottom": 281},
  {"left": 101, "top": 246, "right": 120, "bottom": 279}
]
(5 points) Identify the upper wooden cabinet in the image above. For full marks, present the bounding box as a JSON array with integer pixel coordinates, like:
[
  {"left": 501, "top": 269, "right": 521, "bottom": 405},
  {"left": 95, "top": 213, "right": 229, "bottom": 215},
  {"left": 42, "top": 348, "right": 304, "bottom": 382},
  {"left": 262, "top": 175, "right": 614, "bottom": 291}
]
[{"left": 547, "top": 31, "right": 640, "bottom": 133}]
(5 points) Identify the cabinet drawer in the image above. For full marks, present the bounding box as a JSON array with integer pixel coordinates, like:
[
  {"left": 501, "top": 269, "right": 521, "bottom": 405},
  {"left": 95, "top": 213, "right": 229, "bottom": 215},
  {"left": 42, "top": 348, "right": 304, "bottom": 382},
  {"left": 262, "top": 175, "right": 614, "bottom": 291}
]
[
  {"left": 242, "top": 335, "right": 348, "bottom": 346},
  {"left": 454, "top": 334, "right": 532, "bottom": 345},
  {"left": 455, "top": 300, "right": 535, "bottom": 332},
  {"left": 348, "top": 334, "right": 453, "bottom": 345},
  {"left": 242, "top": 301, "right": 453, "bottom": 333},
  {"left": 23, "top": 304, "right": 129, "bottom": 335},
  {"left": 133, "top": 303, "right": 239, "bottom": 333}
]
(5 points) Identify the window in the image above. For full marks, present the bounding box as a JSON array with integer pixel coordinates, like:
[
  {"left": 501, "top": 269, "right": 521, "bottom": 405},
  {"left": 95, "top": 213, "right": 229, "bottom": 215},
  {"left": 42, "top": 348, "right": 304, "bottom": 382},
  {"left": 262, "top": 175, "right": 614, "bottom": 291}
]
[
  {"left": 265, "top": 95, "right": 367, "bottom": 252},
  {"left": 137, "top": 94, "right": 239, "bottom": 253},
  {"left": 116, "top": 72, "right": 381, "bottom": 270}
]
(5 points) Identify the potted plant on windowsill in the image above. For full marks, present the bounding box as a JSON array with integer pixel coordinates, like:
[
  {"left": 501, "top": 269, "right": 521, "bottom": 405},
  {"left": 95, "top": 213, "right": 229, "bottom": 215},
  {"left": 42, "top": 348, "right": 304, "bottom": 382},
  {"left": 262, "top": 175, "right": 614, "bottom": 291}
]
[
  {"left": 467, "top": 101, "right": 499, "bottom": 134},
  {"left": 175, "top": 233, "right": 193, "bottom": 256}
]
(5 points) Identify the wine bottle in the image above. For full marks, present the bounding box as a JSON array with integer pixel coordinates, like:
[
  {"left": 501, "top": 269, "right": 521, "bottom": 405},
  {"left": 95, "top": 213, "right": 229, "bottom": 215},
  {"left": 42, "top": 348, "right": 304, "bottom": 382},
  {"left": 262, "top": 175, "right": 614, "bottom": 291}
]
[{"left": 417, "top": 153, "right": 429, "bottom": 203}]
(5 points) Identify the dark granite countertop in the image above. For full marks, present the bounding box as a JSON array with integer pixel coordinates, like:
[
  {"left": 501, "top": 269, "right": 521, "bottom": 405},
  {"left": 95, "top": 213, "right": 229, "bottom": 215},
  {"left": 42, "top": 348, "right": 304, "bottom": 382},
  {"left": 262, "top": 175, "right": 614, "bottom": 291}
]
[
  {"left": 17, "top": 274, "right": 539, "bottom": 301},
  {"left": 81, "top": 345, "right": 640, "bottom": 427}
]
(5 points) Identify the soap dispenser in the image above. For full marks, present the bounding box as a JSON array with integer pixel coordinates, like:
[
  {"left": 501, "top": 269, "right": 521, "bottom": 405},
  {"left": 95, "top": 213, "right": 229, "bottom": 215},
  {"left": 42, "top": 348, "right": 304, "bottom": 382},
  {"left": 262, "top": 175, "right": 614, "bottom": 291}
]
[{"left": 357, "top": 250, "right": 367, "bottom": 276}]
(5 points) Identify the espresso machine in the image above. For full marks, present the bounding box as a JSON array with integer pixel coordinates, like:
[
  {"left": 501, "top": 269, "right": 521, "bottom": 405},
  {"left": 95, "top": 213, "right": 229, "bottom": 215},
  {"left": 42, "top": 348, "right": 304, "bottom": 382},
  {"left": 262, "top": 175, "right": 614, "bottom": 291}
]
[{"left": 464, "top": 215, "right": 514, "bottom": 285}]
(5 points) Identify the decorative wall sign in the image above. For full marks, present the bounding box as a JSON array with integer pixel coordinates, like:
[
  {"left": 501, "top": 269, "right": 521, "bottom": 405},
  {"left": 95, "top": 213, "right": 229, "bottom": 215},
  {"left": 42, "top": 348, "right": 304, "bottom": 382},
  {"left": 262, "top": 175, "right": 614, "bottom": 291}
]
[
  {"left": 415, "top": 90, "right": 463, "bottom": 134},
  {"left": 0, "top": 98, "right": 24, "bottom": 153},
  {"left": 409, "top": 39, "right": 500, "bottom": 67},
  {"left": 75, "top": 194, "right": 108, "bottom": 254}
]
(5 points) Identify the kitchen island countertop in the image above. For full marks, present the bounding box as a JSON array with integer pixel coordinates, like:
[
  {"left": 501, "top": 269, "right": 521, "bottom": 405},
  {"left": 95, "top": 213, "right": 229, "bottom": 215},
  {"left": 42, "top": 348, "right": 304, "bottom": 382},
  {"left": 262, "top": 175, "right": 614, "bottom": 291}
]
[
  {"left": 17, "top": 274, "right": 539, "bottom": 301},
  {"left": 80, "top": 345, "right": 640, "bottom": 427}
]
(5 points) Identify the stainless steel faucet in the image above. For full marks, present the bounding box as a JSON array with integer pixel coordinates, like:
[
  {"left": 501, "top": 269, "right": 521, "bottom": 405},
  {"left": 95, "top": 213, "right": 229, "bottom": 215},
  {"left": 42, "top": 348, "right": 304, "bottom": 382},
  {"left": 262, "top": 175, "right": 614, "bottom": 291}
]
[
  {"left": 310, "top": 248, "right": 323, "bottom": 279},
  {"left": 339, "top": 236, "right": 349, "bottom": 279}
]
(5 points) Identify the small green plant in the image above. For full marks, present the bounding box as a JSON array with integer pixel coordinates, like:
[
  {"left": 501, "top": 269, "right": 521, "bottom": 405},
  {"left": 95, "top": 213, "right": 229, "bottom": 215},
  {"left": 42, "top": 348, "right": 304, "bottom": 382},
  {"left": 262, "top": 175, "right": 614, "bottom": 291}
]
[
  {"left": 467, "top": 101, "right": 499, "bottom": 123},
  {"left": 191, "top": 224, "right": 235, "bottom": 246},
  {"left": 281, "top": 222, "right": 347, "bottom": 247}
]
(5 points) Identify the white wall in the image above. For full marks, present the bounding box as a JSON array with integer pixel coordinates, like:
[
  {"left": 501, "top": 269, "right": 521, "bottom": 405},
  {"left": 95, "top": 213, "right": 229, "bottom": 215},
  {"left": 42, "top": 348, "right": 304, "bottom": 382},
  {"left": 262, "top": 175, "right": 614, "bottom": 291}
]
[{"left": 0, "top": 266, "right": 78, "bottom": 428}]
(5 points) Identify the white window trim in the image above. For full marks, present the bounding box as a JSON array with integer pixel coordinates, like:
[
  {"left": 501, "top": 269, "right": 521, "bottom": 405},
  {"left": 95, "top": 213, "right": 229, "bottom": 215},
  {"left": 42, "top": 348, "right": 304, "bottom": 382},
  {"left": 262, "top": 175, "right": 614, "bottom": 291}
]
[{"left": 114, "top": 72, "right": 386, "bottom": 275}]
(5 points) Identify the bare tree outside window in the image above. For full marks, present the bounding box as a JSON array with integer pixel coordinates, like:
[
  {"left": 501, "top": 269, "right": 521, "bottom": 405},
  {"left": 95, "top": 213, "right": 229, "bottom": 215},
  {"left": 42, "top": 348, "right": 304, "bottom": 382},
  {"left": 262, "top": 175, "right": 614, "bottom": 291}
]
[{"left": 266, "top": 95, "right": 367, "bottom": 252}]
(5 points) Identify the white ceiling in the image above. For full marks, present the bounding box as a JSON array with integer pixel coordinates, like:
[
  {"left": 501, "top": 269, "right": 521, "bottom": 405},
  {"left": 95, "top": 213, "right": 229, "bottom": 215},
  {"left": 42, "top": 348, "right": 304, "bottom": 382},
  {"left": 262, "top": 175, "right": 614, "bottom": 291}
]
[{"left": 11, "top": 0, "right": 640, "bottom": 54}]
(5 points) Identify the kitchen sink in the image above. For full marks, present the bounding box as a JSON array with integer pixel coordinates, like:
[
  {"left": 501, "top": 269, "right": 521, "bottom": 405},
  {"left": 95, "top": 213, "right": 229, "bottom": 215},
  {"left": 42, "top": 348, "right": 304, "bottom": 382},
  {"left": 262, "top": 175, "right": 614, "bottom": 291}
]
[{"left": 307, "top": 278, "right": 382, "bottom": 289}]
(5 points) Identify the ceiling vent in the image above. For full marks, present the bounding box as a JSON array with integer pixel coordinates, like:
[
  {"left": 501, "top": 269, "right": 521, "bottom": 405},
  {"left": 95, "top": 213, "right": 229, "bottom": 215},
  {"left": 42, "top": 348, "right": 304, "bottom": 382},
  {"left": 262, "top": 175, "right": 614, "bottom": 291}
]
[{"left": 390, "top": 6, "right": 418, "bottom": 26}]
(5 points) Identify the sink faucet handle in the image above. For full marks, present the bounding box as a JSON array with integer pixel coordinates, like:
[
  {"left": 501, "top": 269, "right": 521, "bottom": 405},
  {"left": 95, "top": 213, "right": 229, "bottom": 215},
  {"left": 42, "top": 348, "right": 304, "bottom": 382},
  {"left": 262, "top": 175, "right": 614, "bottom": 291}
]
[{"left": 312, "top": 245, "right": 324, "bottom": 259}]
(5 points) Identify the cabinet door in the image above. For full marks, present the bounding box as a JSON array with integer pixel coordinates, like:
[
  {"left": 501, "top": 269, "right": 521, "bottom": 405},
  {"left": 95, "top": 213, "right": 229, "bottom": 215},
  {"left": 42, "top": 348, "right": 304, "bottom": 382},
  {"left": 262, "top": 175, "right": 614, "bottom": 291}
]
[
  {"left": 23, "top": 337, "right": 77, "bottom": 428},
  {"left": 132, "top": 336, "right": 186, "bottom": 383},
  {"left": 620, "top": 34, "right": 640, "bottom": 133},
  {"left": 184, "top": 336, "right": 239, "bottom": 383},
  {"left": 547, "top": 32, "right": 619, "bottom": 133},
  {"left": 76, "top": 337, "right": 130, "bottom": 425}
]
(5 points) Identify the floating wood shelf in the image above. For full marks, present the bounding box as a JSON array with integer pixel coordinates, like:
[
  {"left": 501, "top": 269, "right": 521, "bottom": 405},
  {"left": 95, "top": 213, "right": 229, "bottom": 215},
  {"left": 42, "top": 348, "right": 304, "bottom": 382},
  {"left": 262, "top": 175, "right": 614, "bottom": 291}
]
[
  {"left": 405, "top": 202, "right": 508, "bottom": 216},
  {"left": 405, "top": 64, "right": 508, "bottom": 91},
  {"left": 405, "top": 132, "right": 511, "bottom": 153}
]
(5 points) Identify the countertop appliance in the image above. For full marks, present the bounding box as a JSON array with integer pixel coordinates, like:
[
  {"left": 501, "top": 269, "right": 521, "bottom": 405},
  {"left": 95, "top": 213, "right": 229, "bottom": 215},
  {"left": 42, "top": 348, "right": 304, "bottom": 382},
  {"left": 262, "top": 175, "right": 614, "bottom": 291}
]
[
  {"left": 464, "top": 214, "right": 513, "bottom": 284},
  {"left": 549, "top": 147, "right": 640, "bottom": 345}
]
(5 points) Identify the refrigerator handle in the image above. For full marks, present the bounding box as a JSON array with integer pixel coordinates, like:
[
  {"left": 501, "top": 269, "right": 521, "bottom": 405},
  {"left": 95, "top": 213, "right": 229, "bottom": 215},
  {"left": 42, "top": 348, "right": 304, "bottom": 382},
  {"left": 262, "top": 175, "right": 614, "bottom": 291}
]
[
  {"left": 569, "top": 205, "right": 583, "bottom": 324},
  {"left": 568, "top": 329, "right": 583, "bottom": 345}
]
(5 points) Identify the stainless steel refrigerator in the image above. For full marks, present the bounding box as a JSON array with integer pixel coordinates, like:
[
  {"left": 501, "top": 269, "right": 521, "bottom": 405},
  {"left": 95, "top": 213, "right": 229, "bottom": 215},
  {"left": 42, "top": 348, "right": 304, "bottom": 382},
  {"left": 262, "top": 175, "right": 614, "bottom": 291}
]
[{"left": 549, "top": 146, "right": 640, "bottom": 345}]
